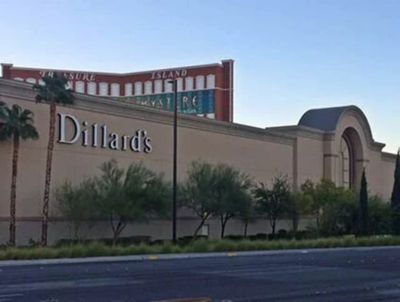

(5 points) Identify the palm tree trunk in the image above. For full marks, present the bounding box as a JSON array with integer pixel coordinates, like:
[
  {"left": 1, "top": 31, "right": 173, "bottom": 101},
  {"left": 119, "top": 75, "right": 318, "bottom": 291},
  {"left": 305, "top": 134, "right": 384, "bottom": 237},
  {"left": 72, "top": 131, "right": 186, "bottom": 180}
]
[
  {"left": 41, "top": 103, "right": 56, "bottom": 246},
  {"left": 9, "top": 134, "right": 19, "bottom": 246}
]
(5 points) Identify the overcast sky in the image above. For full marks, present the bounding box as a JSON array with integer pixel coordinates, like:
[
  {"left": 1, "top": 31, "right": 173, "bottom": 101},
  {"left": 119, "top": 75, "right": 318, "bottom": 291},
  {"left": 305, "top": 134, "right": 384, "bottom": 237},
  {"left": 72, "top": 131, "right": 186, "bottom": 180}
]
[{"left": 1, "top": 0, "right": 398, "bottom": 152}]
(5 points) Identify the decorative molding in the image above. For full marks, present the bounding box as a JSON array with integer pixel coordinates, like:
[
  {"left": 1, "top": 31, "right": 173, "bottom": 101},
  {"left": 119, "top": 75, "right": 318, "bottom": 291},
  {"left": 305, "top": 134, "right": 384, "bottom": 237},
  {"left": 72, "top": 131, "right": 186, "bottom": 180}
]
[
  {"left": 268, "top": 125, "right": 325, "bottom": 141},
  {"left": 0, "top": 78, "right": 295, "bottom": 146},
  {"left": 356, "top": 159, "right": 370, "bottom": 163},
  {"left": 5, "top": 62, "right": 225, "bottom": 77},
  {"left": 339, "top": 108, "right": 386, "bottom": 152},
  {"left": 382, "top": 152, "right": 397, "bottom": 163},
  {"left": 324, "top": 153, "right": 339, "bottom": 158}
]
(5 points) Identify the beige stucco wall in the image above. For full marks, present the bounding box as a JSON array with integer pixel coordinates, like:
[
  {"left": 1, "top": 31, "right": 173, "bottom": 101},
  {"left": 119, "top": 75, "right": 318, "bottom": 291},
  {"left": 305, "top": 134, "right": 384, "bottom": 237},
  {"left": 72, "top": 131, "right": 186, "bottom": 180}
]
[
  {"left": 268, "top": 127, "right": 325, "bottom": 187},
  {"left": 0, "top": 80, "right": 296, "bottom": 244},
  {"left": 0, "top": 79, "right": 396, "bottom": 244},
  {"left": 0, "top": 95, "right": 294, "bottom": 215},
  {"left": 295, "top": 135, "right": 325, "bottom": 186},
  {"left": 367, "top": 151, "right": 397, "bottom": 200}
]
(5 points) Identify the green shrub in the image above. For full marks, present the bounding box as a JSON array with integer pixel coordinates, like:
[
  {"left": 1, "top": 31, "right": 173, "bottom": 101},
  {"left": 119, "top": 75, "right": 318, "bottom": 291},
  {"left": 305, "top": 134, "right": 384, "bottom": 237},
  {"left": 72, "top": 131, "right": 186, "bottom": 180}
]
[
  {"left": 68, "top": 245, "right": 89, "bottom": 258},
  {"left": 212, "top": 240, "right": 237, "bottom": 252},
  {"left": 184, "top": 239, "right": 210, "bottom": 253},
  {"left": 320, "top": 194, "right": 357, "bottom": 236},
  {"left": 248, "top": 233, "right": 267, "bottom": 240},
  {"left": 368, "top": 196, "right": 391, "bottom": 235},
  {"left": 236, "top": 240, "right": 256, "bottom": 251},
  {"left": 177, "top": 235, "right": 208, "bottom": 246},
  {"left": 125, "top": 243, "right": 154, "bottom": 255},
  {"left": 224, "top": 235, "right": 245, "bottom": 241},
  {"left": 2, "top": 236, "right": 400, "bottom": 260},
  {"left": 85, "top": 242, "right": 109, "bottom": 257},
  {"left": 159, "top": 243, "right": 182, "bottom": 254}
]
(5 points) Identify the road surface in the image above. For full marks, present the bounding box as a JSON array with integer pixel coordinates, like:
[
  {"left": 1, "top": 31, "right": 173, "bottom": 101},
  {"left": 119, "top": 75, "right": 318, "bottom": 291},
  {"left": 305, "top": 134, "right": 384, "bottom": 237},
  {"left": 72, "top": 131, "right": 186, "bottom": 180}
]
[{"left": 1, "top": 246, "right": 400, "bottom": 301}]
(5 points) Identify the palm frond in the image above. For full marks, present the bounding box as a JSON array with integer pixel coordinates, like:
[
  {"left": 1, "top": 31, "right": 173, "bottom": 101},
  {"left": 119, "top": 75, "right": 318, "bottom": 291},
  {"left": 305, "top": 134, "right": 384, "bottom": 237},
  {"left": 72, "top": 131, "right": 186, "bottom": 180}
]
[
  {"left": 33, "top": 73, "right": 74, "bottom": 105},
  {"left": 0, "top": 103, "right": 39, "bottom": 141}
]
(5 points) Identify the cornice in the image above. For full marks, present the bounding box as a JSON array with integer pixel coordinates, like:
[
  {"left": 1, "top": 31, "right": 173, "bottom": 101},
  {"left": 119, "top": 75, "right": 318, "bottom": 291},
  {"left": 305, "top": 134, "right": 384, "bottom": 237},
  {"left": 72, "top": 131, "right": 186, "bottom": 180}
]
[
  {"left": 268, "top": 125, "right": 325, "bottom": 140},
  {"left": 382, "top": 152, "right": 397, "bottom": 163},
  {"left": 3, "top": 61, "right": 226, "bottom": 77},
  {"left": 0, "top": 78, "right": 295, "bottom": 146}
]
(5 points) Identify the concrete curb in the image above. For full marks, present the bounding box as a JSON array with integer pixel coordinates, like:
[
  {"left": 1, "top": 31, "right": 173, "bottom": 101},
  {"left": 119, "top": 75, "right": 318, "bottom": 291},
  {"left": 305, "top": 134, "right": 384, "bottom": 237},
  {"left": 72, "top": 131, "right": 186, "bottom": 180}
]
[{"left": 0, "top": 245, "right": 399, "bottom": 267}]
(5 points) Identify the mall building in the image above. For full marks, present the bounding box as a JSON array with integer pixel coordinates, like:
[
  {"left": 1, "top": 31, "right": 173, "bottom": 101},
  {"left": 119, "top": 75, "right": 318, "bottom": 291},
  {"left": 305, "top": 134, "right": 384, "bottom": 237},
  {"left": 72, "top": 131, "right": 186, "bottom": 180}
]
[{"left": 0, "top": 61, "right": 397, "bottom": 245}]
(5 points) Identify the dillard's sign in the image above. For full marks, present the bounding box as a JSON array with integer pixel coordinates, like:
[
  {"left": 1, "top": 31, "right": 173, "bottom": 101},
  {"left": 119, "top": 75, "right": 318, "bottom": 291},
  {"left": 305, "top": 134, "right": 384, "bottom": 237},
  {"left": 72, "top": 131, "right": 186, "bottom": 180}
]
[{"left": 58, "top": 113, "right": 152, "bottom": 153}]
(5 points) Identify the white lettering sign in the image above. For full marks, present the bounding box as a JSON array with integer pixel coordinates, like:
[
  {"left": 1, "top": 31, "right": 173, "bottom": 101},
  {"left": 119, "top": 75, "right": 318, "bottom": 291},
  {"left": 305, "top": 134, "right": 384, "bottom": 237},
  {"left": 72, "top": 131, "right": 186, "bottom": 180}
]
[
  {"left": 151, "top": 69, "right": 188, "bottom": 80},
  {"left": 58, "top": 113, "right": 152, "bottom": 153},
  {"left": 39, "top": 71, "right": 96, "bottom": 82}
]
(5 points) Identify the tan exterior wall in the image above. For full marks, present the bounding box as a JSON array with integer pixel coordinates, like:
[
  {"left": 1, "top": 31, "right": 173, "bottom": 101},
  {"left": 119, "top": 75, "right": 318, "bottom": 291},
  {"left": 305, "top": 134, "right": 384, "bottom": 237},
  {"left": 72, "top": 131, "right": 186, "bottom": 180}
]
[
  {"left": 0, "top": 94, "right": 294, "bottom": 208},
  {"left": 367, "top": 151, "right": 397, "bottom": 200},
  {"left": 0, "top": 80, "right": 295, "bottom": 244},
  {"left": 0, "top": 79, "right": 396, "bottom": 245},
  {"left": 295, "top": 135, "right": 325, "bottom": 186}
]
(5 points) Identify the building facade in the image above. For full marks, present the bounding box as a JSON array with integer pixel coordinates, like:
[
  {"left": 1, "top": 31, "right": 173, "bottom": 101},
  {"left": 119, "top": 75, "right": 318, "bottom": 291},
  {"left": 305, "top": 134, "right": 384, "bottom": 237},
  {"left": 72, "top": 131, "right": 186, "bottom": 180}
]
[
  {"left": 0, "top": 78, "right": 397, "bottom": 245},
  {"left": 1, "top": 60, "right": 234, "bottom": 122}
]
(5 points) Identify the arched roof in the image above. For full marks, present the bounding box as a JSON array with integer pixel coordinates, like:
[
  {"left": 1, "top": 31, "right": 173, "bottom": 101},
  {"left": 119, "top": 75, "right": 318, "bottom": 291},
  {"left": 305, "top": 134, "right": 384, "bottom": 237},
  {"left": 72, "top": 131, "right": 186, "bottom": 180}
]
[
  {"left": 298, "top": 105, "right": 385, "bottom": 150},
  {"left": 299, "top": 106, "right": 352, "bottom": 131},
  {"left": 299, "top": 105, "right": 369, "bottom": 132},
  {"left": 298, "top": 105, "right": 384, "bottom": 149}
]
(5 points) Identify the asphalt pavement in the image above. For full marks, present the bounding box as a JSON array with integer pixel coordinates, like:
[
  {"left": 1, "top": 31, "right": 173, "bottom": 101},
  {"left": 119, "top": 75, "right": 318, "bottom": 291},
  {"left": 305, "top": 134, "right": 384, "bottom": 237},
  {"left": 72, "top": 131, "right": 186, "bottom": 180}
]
[{"left": 1, "top": 246, "right": 400, "bottom": 301}]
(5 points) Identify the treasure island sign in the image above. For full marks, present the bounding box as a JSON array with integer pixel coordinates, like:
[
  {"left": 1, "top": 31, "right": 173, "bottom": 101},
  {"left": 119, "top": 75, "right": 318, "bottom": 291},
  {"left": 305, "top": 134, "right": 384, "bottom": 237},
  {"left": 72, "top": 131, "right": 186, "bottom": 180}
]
[
  {"left": 40, "top": 67, "right": 216, "bottom": 117},
  {"left": 125, "top": 68, "right": 216, "bottom": 117},
  {"left": 39, "top": 70, "right": 96, "bottom": 82}
]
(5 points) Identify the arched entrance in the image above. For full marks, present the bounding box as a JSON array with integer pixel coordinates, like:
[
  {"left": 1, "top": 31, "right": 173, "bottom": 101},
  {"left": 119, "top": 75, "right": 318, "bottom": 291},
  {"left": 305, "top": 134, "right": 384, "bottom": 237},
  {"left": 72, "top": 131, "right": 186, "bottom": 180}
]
[{"left": 339, "top": 127, "right": 364, "bottom": 189}]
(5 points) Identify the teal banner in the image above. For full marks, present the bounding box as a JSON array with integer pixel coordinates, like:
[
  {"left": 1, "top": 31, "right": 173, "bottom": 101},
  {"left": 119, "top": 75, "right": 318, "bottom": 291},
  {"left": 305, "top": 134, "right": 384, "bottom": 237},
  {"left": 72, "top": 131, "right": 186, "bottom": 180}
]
[{"left": 120, "top": 89, "right": 215, "bottom": 115}]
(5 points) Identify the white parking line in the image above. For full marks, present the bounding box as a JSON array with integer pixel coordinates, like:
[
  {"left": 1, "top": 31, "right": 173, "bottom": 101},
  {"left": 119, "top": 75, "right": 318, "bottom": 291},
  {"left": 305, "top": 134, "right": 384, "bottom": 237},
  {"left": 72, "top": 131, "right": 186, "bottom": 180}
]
[
  {"left": 0, "top": 278, "right": 143, "bottom": 293},
  {"left": 0, "top": 293, "right": 24, "bottom": 298}
]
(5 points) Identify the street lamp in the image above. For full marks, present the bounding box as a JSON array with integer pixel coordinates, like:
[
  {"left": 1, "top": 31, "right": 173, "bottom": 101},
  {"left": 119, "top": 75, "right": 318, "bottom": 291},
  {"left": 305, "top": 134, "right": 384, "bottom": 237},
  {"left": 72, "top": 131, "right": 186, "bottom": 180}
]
[{"left": 168, "top": 79, "right": 178, "bottom": 244}]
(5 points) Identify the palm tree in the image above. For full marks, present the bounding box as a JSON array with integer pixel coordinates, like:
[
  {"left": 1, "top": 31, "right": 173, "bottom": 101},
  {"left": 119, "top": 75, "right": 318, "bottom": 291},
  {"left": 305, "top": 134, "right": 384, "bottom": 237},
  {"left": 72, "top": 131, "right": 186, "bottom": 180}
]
[
  {"left": 0, "top": 103, "right": 39, "bottom": 245},
  {"left": 33, "top": 74, "right": 74, "bottom": 246}
]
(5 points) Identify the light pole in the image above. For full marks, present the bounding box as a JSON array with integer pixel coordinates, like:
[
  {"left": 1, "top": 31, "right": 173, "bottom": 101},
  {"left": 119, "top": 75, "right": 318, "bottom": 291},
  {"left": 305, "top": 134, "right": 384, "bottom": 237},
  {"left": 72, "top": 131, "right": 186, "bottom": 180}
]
[{"left": 168, "top": 79, "right": 178, "bottom": 244}]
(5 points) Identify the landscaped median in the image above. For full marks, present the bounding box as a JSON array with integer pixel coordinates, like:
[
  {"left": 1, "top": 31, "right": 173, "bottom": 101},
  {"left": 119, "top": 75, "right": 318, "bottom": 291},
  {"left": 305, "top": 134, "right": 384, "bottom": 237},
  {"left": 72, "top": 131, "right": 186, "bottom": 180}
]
[{"left": 1, "top": 236, "right": 400, "bottom": 261}]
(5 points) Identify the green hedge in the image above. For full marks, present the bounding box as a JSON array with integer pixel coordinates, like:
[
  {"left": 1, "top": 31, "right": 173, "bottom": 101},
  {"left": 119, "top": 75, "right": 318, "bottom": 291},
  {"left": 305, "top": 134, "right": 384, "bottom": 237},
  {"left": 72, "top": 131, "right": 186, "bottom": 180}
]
[{"left": 1, "top": 236, "right": 400, "bottom": 261}]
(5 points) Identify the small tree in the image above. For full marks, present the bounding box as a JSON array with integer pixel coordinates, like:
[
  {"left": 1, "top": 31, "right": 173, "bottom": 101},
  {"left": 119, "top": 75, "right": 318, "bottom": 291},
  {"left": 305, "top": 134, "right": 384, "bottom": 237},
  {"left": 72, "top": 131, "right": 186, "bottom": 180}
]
[
  {"left": 254, "top": 176, "right": 291, "bottom": 237},
  {"left": 369, "top": 195, "right": 391, "bottom": 235},
  {"left": 97, "top": 160, "right": 169, "bottom": 245},
  {"left": 239, "top": 197, "right": 256, "bottom": 238},
  {"left": 181, "top": 161, "right": 217, "bottom": 237},
  {"left": 299, "top": 179, "right": 343, "bottom": 233},
  {"left": 317, "top": 184, "right": 356, "bottom": 236},
  {"left": 288, "top": 191, "right": 300, "bottom": 235},
  {"left": 55, "top": 179, "right": 100, "bottom": 240},
  {"left": 34, "top": 74, "right": 74, "bottom": 246},
  {"left": 182, "top": 161, "right": 253, "bottom": 238},
  {"left": 0, "top": 103, "right": 39, "bottom": 245},
  {"left": 358, "top": 169, "right": 369, "bottom": 236},
  {"left": 298, "top": 180, "right": 319, "bottom": 229},
  {"left": 391, "top": 150, "right": 400, "bottom": 234},
  {"left": 212, "top": 163, "right": 253, "bottom": 238}
]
